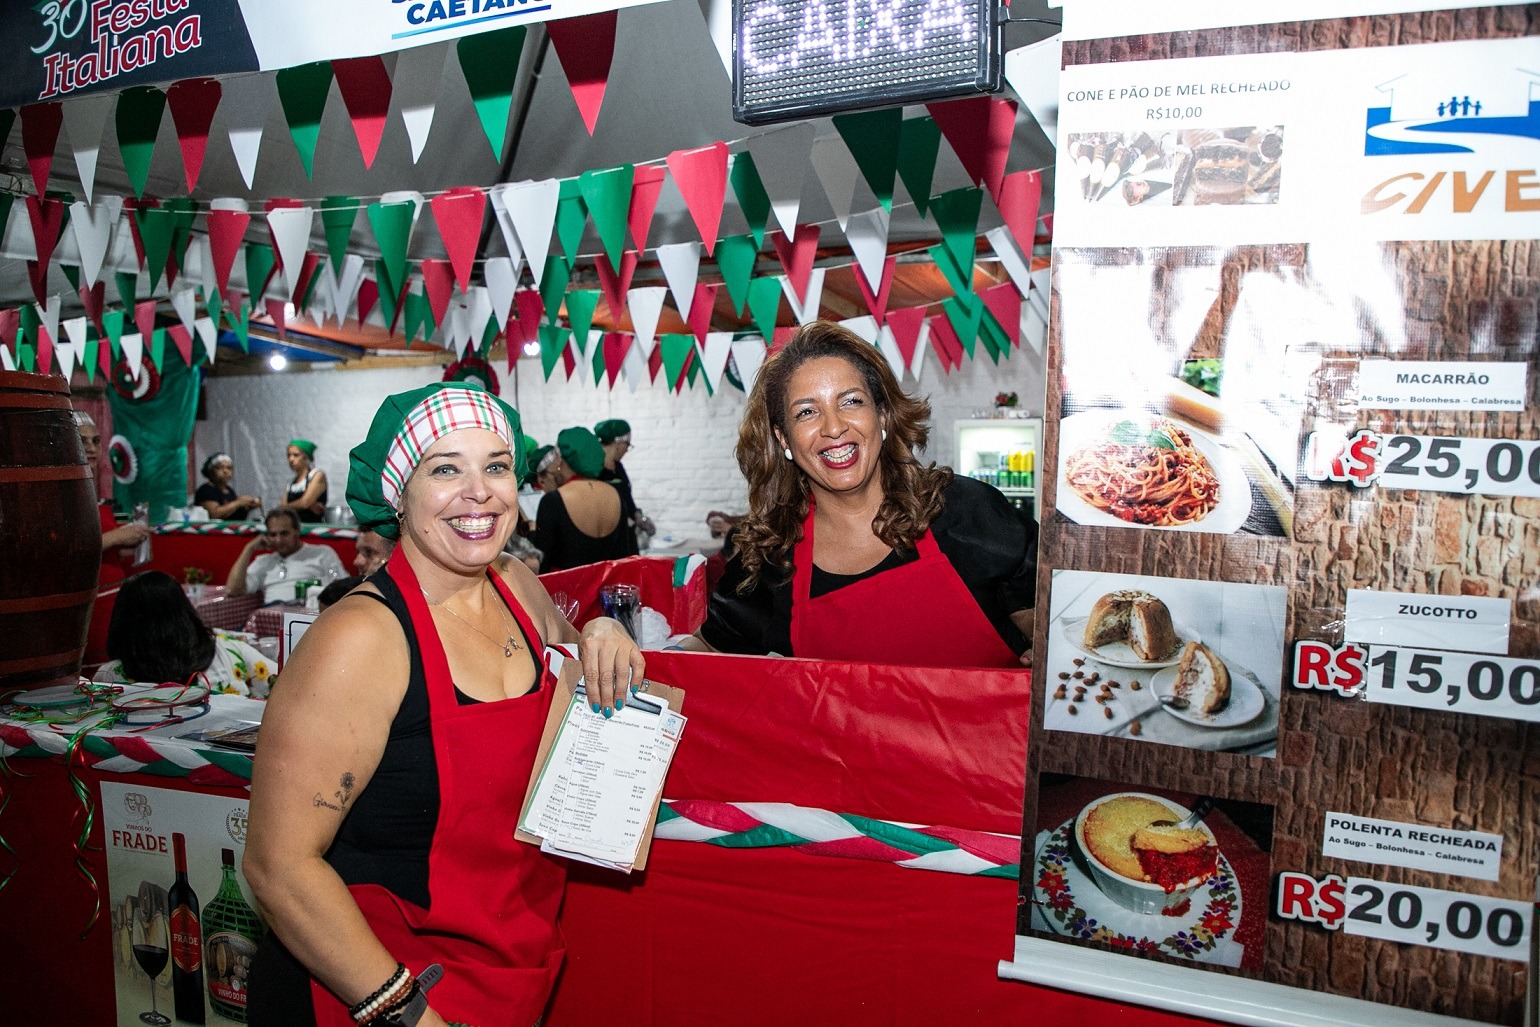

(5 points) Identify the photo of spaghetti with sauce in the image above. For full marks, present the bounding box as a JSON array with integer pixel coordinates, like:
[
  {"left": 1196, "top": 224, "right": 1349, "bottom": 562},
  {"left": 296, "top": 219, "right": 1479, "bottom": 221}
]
[{"left": 1063, "top": 416, "right": 1222, "bottom": 527}]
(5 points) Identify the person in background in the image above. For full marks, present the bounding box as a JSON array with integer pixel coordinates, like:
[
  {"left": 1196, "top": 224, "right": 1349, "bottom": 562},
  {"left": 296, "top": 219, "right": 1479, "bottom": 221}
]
[
  {"left": 94, "top": 571, "right": 276, "bottom": 697},
  {"left": 195, "top": 452, "right": 262, "bottom": 520},
  {"left": 595, "top": 418, "right": 656, "bottom": 547},
  {"left": 278, "top": 439, "right": 328, "bottom": 523},
  {"left": 681, "top": 321, "right": 1037, "bottom": 667},
  {"left": 528, "top": 445, "right": 559, "bottom": 493},
  {"left": 352, "top": 529, "right": 395, "bottom": 576},
  {"left": 76, "top": 410, "right": 149, "bottom": 664},
  {"left": 244, "top": 382, "right": 642, "bottom": 1027},
  {"left": 317, "top": 575, "right": 365, "bottom": 611},
  {"left": 227, "top": 509, "right": 346, "bottom": 604},
  {"left": 703, "top": 510, "right": 744, "bottom": 594},
  {"left": 533, "top": 427, "right": 640, "bottom": 572}
]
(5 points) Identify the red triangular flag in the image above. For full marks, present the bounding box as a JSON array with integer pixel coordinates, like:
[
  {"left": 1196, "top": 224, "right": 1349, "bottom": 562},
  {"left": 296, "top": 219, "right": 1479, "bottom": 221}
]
[
  {"left": 886, "top": 306, "right": 927, "bottom": 366},
  {"left": 769, "top": 224, "right": 819, "bottom": 303},
  {"left": 35, "top": 322, "right": 53, "bottom": 376},
  {"left": 561, "top": 346, "right": 576, "bottom": 379},
  {"left": 602, "top": 331, "right": 630, "bottom": 388},
  {"left": 0, "top": 309, "right": 18, "bottom": 361},
  {"left": 979, "top": 282, "right": 1022, "bottom": 347},
  {"left": 205, "top": 207, "right": 250, "bottom": 297},
  {"left": 646, "top": 345, "right": 662, "bottom": 382},
  {"left": 165, "top": 78, "right": 222, "bottom": 191},
  {"left": 628, "top": 165, "right": 666, "bottom": 253},
  {"left": 122, "top": 195, "right": 158, "bottom": 270},
  {"left": 996, "top": 170, "right": 1042, "bottom": 257},
  {"left": 420, "top": 259, "right": 455, "bottom": 329},
  {"left": 98, "top": 319, "right": 115, "bottom": 377},
  {"left": 167, "top": 323, "right": 194, "bottom": 365},
  {"left": 666, "top": 142, "right": 729, "bottom": 256},
  {"left": 25, "top": 195, "right": 66, "bottom": 303},
  {"left": 291, "top": 252, "right": 323, "bottom": 313},
  {"left": 20, "top": 102, "right": 62, "bottom": 198},
  {"left": 687, "top": 282, "right": 719, "bottom": 346},
  {"left": 266, "top": 296, "right": 288, "bottom": 339},
  {"left": 770, "top": 325, "right": 796, "bottom": 356},
  {"left": 927, "top": 314, "right": 963, "bottom": 372},
  {"left": 546, "top": 11, "right": 617, "bottom": 135},
  {"left": 135, "top": 299, "right": 158, "bottom": 342},
  {"left": 428, "top": 186, "right": 487, "bottom": 292},
  {"left": 80, "top": 281, "right": 107, "bottom": 333},
  {"left": 331, "top": 56, "right": 393, "bottom": 169},
  {"left": 981, "top": 99, "right": 1017, "bottom": 202},
  {"left": 594, "top": 250, "right": 638, "bottom": 320},
  {"left": 927, "top": 97, "right": 1015, "bottom": 199},
  {"left": 851, "top": 255, "right": 896, "bottom": 325},
  {"left": 513, "top": 290, "right": 544, "bottom": 349},
  {"left": 356, "top": 278, "right": 380, "bottom": 325}
]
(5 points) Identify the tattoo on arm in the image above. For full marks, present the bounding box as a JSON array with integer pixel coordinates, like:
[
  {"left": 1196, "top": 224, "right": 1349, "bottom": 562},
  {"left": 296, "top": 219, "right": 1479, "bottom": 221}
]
[{"left": 312, "top": 771, "right": 357, "bottom": 813}]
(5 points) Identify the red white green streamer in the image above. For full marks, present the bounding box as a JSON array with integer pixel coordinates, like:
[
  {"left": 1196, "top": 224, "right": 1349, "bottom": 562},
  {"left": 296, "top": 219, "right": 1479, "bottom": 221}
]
[
  {"left": 152, "top": 522, "right": 359, "bottom": 539},
  {"left": 656, "top": 800, "right": 1020, "bottom": 879}
]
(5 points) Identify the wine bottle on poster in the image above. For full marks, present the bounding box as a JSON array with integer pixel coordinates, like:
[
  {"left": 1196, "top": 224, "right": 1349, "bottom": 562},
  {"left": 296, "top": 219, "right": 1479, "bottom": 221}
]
[
  {"left": 168, "top": 833, "right": 206, "bottom": 1024},
  {"left": 202, "top": 848, "right": 265, "bottom": 1024}
]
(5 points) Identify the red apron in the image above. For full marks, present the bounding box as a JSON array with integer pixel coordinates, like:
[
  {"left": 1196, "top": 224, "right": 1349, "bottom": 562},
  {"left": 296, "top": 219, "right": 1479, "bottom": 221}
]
[
  {"left": 789, "top": 507, "right": 1023, "bottom": 669},
  {"left": 310, "top": 548, "right": 566, "bottom": 1027}
]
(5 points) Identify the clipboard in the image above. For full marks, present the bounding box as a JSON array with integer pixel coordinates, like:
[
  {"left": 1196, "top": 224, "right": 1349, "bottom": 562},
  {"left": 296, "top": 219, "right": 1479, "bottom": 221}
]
[{"left": 515, "top": 659, "right": 685, "bottom": 871}]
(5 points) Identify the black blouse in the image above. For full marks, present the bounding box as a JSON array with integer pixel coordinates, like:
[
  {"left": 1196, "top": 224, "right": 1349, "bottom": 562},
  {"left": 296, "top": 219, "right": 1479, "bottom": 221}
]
[
  {"left": 194, "top": 482, "right": 237, "bottom": 509},
  {"left": 701, "top": 476, "right": 1038, "bottom": 657},
  {"left": 534, "top": 481, "right": 641, "bottom": 573}
]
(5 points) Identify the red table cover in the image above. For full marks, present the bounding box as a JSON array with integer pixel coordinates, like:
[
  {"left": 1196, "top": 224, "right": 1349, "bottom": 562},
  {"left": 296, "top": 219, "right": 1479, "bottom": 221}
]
[{"left": 538, "top": 555, "right": 707, "bottom": 636}]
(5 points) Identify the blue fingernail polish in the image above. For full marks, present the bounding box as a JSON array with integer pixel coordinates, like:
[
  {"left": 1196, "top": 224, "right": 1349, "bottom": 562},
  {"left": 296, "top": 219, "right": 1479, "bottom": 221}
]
[
  {"left": 629, "top": 683, "right": 639, "bottom": 694},
  {"left": 590, "top": 703, "right": 601, "bottom": 713},
  {"left": 602, "top": 707, "right": 613, "bottom": 719}
]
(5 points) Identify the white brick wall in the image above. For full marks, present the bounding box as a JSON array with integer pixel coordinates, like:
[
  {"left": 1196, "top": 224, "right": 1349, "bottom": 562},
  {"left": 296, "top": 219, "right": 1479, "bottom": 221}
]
[{"left": 195, "top": 344, "right": 1046, "bottom": 540}]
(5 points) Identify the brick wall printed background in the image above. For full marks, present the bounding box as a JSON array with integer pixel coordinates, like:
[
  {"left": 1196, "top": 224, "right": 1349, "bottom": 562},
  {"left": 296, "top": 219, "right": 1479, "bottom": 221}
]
[
  {"left": 195, "top": 344, "right": 1046, "bottom": 542},
  {"left": 1030, "top": 9, "right": 1540, "bottom": 1023}
]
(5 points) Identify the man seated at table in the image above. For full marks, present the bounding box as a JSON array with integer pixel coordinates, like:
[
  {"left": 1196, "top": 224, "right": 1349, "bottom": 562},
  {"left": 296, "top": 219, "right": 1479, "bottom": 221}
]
[
  {"left": 226, "top": 509, "right": 345, "bottom": 604},
  {"left": 352, "top": 529, "right": 394, "bottom": 576}
]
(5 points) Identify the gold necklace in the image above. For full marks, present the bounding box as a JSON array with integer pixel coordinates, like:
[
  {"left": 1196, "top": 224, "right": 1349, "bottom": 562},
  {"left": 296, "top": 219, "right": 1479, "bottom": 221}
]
[{"left": 423, "top": 582, "right": 522, "bottom": 657}]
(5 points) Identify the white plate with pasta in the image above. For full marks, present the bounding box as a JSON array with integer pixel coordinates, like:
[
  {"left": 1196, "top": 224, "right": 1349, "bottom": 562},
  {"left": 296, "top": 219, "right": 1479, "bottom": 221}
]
[{"left": 1055, "top": 411, "right": 1251, "bottom": 534}]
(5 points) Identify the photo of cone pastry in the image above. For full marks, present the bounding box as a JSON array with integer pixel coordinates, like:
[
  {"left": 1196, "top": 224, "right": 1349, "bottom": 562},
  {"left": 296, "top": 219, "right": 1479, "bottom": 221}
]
[
  {"left": 1066, "top": 127, "right": 1284, "bottom": 207},
  {"left": 1041, "top": 570, "right": 1284, "bottom": 757}
]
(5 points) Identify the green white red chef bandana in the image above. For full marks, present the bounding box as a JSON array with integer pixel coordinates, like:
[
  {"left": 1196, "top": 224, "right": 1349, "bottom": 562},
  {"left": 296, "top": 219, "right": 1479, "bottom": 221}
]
[{"left": 382, "top": 387, "right": 516, "bottom": 507}]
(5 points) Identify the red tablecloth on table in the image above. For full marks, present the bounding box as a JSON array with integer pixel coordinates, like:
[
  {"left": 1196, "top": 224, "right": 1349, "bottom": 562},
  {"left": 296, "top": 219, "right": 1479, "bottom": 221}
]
[
  {"left": 140, "top": 522, "right": 356, "bottom": 583},
  {"left": 539, "top": 555, "right": 707, "bottom": 635},
  {"left": 244, "top": 602, "right": 307, "bottom": 639},
  {"left": 188, "top": 585, "right": 263, "bottom": 632}
]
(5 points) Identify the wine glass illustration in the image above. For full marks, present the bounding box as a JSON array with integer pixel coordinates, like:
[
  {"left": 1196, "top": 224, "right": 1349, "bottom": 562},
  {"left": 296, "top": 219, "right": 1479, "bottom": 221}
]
[{"left": 132, "top": 883, "right": 171, "bottom": 1026}]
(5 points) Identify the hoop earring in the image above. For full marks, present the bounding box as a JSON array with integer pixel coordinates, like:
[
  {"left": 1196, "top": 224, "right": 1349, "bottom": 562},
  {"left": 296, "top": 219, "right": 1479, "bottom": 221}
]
[{"left": 784, "top": 447, "right": 794, "bottom": 461}]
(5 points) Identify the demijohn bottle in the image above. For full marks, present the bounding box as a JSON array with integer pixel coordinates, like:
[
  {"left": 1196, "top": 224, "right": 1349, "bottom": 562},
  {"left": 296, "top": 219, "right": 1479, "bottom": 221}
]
[
  {"left": 202, "top": 848, "right": 265, "bottom": 1024},
  {"left": 168, "top": 833, "right": 206, "bottom": 1024}
]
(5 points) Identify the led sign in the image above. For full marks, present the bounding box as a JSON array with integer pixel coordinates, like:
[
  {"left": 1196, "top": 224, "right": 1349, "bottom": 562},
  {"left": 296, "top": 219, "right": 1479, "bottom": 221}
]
[{"left": 733, "top": 0, "right": 998, "bottom": 124}]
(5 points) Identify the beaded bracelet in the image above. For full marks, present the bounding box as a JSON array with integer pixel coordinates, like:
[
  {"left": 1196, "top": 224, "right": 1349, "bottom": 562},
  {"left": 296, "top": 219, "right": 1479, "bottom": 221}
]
[
  {"left": 349, "top": 964, "right": 410, "bottom": 1023},
  {"left": 353, "top": 973, "right": 415, "bottom": 1026}
]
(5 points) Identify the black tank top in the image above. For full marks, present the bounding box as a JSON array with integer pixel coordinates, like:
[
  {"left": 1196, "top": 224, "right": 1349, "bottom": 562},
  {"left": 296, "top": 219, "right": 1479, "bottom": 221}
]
[{"left": 286, "top": 468, "right": 327, "bottom": 523}]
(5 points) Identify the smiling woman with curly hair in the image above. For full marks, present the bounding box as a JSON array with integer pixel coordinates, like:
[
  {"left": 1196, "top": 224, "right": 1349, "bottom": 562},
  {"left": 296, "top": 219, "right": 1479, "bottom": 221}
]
[{"left": 680, "top": 321, "right": 1038, "bottom": 668}]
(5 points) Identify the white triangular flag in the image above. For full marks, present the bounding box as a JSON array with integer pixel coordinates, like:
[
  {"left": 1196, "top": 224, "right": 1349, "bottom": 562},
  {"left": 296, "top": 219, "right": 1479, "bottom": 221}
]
[
  {"left": 448, "top": 299, "right": 473, "bottom": 357},
  {"left": 170, "top": 281, "right": 199, "bottom": 338},
  {"left": 985, "top": 226, "right": 1033, "bottom": 299},
  {"left": 486, "top": 182, "right": 527, "bottom": 279},
  {"left": 37, "top": 295, "right": 61, "bottom": 354},
  {"left": 1028, "top": 266, "right": 1052, "bottom": 323},
  {"left": 69, "top": 197, "right": 121, "bottom": 287},
  {"left": 502, "top": 179, "right": 560, "bottom": 287},
  {"left": 378, "top": 190, "right": 426, "bottom": 230},
  {"left": 626, "top": 286, "right": 667, "bottom": 358},
  {"left": 837, "top": 315, "right": 879, "bottom": 345},
  {"left": 53, "top": 336, "right": 77, "bottom": 380},
  {"left": 1021, "top": 298, "right": 1047, "bottom": 357},
  {"left": 329, "top": 253, "right": 366, "bottom": 325},
  {"left": 1, "top": 199, "right": 36, "bottom": 261},
  {"left": 484, "top": 257, "right": 517, "bottom": 330},
  {"left": 810, "top": 134, "right": 860, "bottom": 232},
  {"left": 908, "top": 317, "right": 932, "bottom": 381},
  {"left": 62, "top": 92, "right": 114, "bottom": 203},
  {"left": 621, "top": 342, "right": 647, "bottom": 394},
  {"left": 730, "top": 336, "right": 767, "bottom": 394},
  {"left": 195, "top": 317, "right": 218, "bottom": 364},
  {"left": 388, "top": 44, "right": 448, "bottom": 164},
  {"left": 846, "top": 208, "right": 890, "bottom": 294},
  {"left": 222, "top": 74, "right": 278, "bottom": 190},
  {"left": 0, "top": 345, "right": 13, "bottom": 371},
  {"left": 747, "top": 123, "right": 814, "bottom": 237},
  {"left": 267, "top": 206, "right": 315, "bottom": 302},
  {"left": 1004, "top": 36, "right": 1063, "bottom": 149},
  {"left": 782, "top": 267, "right": 826, "bottom": 325},
  {"left": 61, "top": 316, "right": 89, "bottom": 379},
  {"left": 700, "top": 332, "right": 733, "bottom": 391},
  {"left": 121, "top": 332, "right": 144, "bottom": 377},
  {"left": 466, "top": 285, "right": 494, "bottom": 349},
  {"left": 875, "top": 323, "right": 906, "bottom": 380},
  {"left": 655, "top": 242, "right": 701, "bottom": 321}
]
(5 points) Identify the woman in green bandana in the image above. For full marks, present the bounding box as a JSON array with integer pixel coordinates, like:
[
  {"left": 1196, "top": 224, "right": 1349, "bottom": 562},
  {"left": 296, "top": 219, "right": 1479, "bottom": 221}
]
[
  {"left": 279, "top": 438, "right": 329, "bottom": 523},
  {"left": 532, "top": 427, "right": 641, "bottom": 572}
]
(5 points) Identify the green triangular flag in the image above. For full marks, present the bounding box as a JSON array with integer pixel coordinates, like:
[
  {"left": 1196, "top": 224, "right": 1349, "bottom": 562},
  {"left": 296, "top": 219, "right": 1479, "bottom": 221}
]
[
  {"left": 19, "top": 303, "right": 39, "bottom": 345},
  {"left": 245, "top": 243, "right": 277, "bottom": 301},
  {"left": 456, "top": 25, "right": 527, "bottom": 160},
  {"left": 148, "top": 327, "right": 167, "bottom": 371},
  {"left": 137, "top": 205, "right": 177, "bottom": 291},
  {"left": 403, "top": 289, "right": 434, "bottom": 344},
  {"left": 833, "top": 108, "right": 904, "bottom": 212},
  {"left": 660, "top": 334, "right": 693, "bottom": 390},
  {"left": 729, "top": 153, "right": 771, "bottom": 248},
  {"left": 115, "top": 271, "right": 139, "bottom": 312},
  {"left": 321, "top": 197, "right": 357, "bottom": 272},
  {"left": 226, "top": 300, "right": 251, "bottom": 352},
  {"left": 366, "top": 198, "right": 417, "bottom": 302},
  {"left": 375, "top": 258, "right": 406, "bottom": 334},
  {"left": 16, "top": 342, "right": 35, "bottom": 372},
  {"left": 977, "top": 309, "right": 1007, "bottom": 363},
  {"left": 479, "top": 317, "right": 499, "bottom": 356},
  {"left": 930, "top": 187, "right": 983, "bottom": 288},
  {"left": 60, "top": 264, "right": 80, "bottom": 291},
  {"left": 714, "top": 234, "right": 758, "bottom": 316},
  {"left": 927, "top": 243, "right": 969, "bottom": 297},
  {"left": 204, "top": 288, "right": 223, "bottom": 328},
  {"left": 164, "top": 196, "right": 199, "bottom": 279},
  {"left": 942, "top": 294, "right": 983, "bottom": 360},
  {"left": 115, "top": 86, "right": 165, "bottom": 199},
  {"left": 591, "top": 341, "right": 606, "bottom": 385},
  {"left": 897, "top": 116, "right": 941, "bottom": 217},
  {"left": 746, "top": 275, "right": 783, "bottom": 342},
  {"left": 275, "top": 61, "right": 334, "bottom": 179},
  {"left": 539, "top": 255, "right": 570, "bottom": 324},
  {"left": 577, "top": 165, "right": 633, "bottom": 268},
  {"left": 687, "top": 352, "right": 706, "bottom": 392},
  {"left": 555, "top": 194, "right": 587, "bottom": 270},
  {"left": 538, "top": 323, "right": 569, "bottom": 380},
  {"left": 103, "top": 309, "right": 126, "bottom": 359},
  {"left": 82, "top": 333, "right": 98, "bottom": 381},
  {"left": 565, "top": 289, "right": 601, "bottom": 346}
]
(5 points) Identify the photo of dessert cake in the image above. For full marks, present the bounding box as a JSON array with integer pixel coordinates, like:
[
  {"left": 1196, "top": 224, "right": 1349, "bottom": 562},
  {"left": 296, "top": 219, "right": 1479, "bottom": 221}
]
[
  {"left": 1173, "top": 640, "right": 1231, "bottom": 714},
  {"left": 1083, "top": 794, "right": 1220, "bottom": 896},
  {"left": 1082, "top": 589, "right": 1179, "bottom": 662},
  {"left": 1065, "top": 126, "right": 1284, "bottom": 207}
]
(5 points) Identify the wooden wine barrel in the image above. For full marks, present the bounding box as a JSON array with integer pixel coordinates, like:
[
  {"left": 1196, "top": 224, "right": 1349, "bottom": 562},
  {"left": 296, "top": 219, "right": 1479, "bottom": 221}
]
[{"left": 0, "top": 371, "right": 102, "bottom": 690}]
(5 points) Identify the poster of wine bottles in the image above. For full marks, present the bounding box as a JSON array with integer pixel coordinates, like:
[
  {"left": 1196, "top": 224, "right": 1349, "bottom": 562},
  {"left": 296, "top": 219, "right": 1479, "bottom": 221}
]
[{"left": 100, "top": 783, "right": 267, "bottom": 1027}]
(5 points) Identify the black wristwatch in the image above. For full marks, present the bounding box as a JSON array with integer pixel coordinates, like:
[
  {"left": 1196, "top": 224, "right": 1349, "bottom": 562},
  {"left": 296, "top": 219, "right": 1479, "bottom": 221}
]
[{"left": 373, "top": 964, "right": 443, "bottom": 1027}]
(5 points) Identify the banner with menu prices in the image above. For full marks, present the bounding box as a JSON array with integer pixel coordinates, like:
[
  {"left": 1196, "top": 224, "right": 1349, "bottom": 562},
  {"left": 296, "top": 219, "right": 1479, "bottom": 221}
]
[
  {"left": 101, "top": 783, "right": 266, "bottom": 1027},
  {"left": 1011, "top": 7, "right": 1539, "bottom": 1025}
]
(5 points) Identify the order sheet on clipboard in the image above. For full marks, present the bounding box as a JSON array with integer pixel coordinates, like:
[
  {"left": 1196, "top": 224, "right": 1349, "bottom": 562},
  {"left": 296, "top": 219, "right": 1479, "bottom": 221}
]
[{"left": 517, "top": 669, "right": 685, "bottom": 873}]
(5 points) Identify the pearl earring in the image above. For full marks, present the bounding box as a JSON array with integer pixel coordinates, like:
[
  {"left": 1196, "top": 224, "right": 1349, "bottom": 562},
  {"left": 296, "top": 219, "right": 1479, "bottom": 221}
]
[
  {"left": 881, "top": 429, "right": 888, "bottom": 442},
  {"left": 784, "top": 447, "right": 794, "bottom": 461}
]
